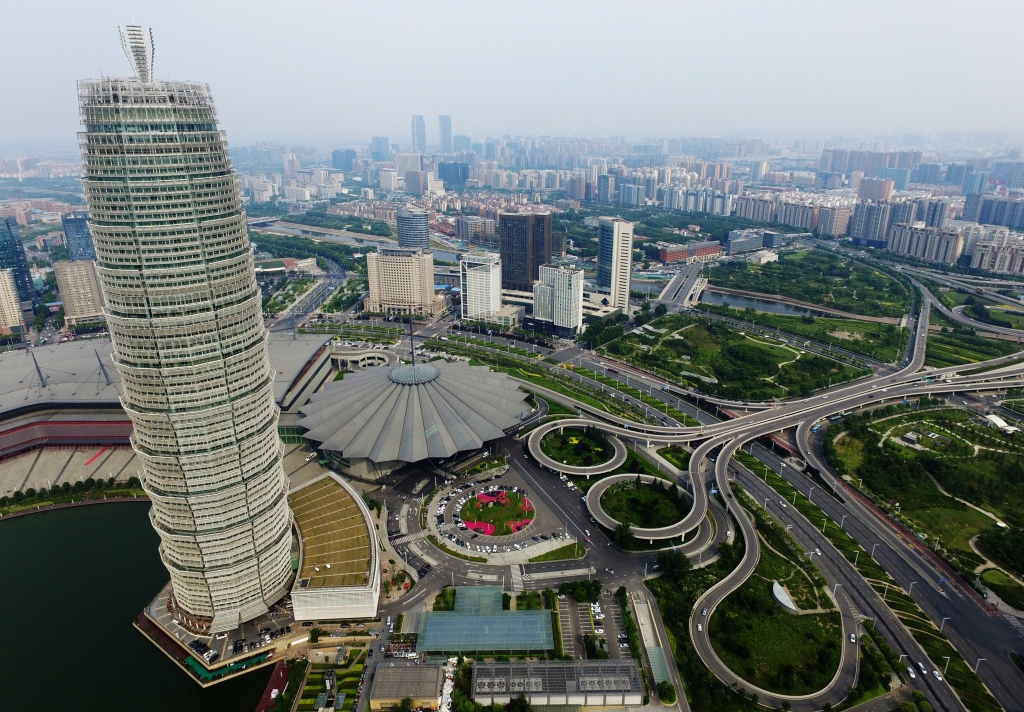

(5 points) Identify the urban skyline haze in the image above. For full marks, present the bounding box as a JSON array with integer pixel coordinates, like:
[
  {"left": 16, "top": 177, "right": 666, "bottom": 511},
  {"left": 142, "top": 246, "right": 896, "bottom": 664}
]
[{"left": 2, "top": 0, "right": 1023, "bottom": 151}]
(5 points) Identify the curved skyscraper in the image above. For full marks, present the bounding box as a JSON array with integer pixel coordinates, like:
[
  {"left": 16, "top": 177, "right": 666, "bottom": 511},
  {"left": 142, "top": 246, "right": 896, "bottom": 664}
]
[
  {"left": 77, "top": 26, "right": 293, "bottom": 633},
  {"left": 396, "top": 205, "right": 430, "bottom": 248}
]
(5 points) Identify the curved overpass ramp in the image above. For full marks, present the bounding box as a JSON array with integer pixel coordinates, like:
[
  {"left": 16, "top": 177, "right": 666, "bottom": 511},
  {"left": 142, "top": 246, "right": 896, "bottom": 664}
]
[{"left": 585, "top": 473, "right": 696, "bottom": 542}]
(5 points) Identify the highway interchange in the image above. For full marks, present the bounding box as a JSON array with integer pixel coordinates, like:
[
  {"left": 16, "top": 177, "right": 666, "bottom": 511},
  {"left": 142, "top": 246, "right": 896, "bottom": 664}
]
[{"left": 362, "top": 260, "right": 1024, "bottom": 712}]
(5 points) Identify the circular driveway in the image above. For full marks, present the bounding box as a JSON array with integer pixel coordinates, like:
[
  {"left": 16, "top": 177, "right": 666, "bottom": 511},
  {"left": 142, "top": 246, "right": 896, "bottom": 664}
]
[{"left": 585, "top": 473, "right": 695, "bottom": 542}]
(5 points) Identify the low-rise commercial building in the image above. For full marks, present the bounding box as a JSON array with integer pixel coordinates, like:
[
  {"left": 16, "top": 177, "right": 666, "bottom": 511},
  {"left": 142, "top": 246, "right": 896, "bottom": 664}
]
[
  {"left": 472, "top": 660, "right": 644, "bottom": 707},
  {"left": 656, "top": 240, "right": 721, "bottom": 264},
  {"left": 369, "top": 665, "right": 445, "bottom": 711},
  {"left": 726, "top": 229, "right": 764, "bottom": 255}
]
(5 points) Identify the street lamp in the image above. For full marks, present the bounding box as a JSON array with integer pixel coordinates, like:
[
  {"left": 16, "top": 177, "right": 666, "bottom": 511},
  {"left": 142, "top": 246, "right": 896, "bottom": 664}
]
[
  {"left": 908, "top": 581, "right": 917, "bottom": 596},
  {"left": 974, "top": 658, "right": 986, "bottom": 674},
  {"left": 870, "top": 543, "right": 879, "bottom": 559},
  {"left": 940, "top": 617, "right": 950, "bottom": 632}
]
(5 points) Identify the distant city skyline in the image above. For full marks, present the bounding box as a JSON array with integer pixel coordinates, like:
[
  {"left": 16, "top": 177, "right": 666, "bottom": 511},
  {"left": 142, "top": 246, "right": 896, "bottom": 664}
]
[{"left": 2, "top": 1, "right": 1024, "bottom": 150}]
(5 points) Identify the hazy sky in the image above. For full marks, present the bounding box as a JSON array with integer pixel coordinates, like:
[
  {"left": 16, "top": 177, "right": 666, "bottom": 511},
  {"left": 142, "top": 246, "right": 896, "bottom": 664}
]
[{"left": 3, "top": 0, "right": 1022, "bottom": 150}]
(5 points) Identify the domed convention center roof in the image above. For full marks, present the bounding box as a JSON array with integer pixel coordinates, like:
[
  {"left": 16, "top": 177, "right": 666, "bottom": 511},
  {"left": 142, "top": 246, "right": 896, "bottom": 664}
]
[{"left": 299, "top": 361, "right": 531, "bottom": 465}]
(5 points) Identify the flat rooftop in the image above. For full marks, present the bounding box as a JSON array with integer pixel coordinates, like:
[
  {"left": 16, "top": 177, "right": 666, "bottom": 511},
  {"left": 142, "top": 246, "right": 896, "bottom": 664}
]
[
  {"left": 370, "top": 664, "right": 444, "bottom": 702},
  {"left": 290, "top": 475, "right": 372, "bottom": 588},
  {"left": 0, "top": 331, "right": 329, "bottom": 418},
  {"left": 472, "top": 660, "right": 644, "bottom": 698}
]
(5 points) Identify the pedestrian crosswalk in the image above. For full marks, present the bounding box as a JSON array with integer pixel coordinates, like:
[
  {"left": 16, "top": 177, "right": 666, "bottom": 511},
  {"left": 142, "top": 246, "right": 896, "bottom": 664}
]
[
  {"left": 510, "top": 564, "right": 525, "bottom": 592},
  {"left": 391, "top": 531, "right": 426, "bottom": 546}
]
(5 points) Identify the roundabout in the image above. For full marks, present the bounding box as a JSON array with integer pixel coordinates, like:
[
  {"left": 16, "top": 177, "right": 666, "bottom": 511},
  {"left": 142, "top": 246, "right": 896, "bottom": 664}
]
[
  {"left": 585, "top": 474, "right": 696, "bottom": 543},
  {"left": 457, "top": 489, "right": 535, "bottom": 536}
]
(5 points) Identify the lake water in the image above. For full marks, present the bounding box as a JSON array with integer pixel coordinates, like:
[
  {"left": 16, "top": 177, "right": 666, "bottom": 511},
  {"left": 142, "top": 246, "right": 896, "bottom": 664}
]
[
  {"left": 0, "top": 504, "right": 270, "bottom": 711},
  {"left": 699, "top": 290, "right": 815, "bottom": 317}
]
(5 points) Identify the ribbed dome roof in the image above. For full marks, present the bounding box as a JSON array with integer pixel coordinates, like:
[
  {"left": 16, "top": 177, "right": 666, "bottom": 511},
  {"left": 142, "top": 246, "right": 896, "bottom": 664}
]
[{"left": 299, "top": 362, "right": 530, "bottom": 464}]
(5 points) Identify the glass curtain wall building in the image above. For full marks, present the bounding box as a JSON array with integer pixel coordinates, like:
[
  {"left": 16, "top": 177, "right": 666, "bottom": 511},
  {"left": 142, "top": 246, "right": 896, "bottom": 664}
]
[{"left": 76, "top": 26, "right": 293, "bottom": 633}]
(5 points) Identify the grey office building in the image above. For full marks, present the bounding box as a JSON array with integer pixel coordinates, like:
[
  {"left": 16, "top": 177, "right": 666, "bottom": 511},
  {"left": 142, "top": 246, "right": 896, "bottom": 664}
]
[
  {"left": 397, "top": 206, "right": 430, "bottom": 249},
  {"left": 1, "top": 219, "right": 34, "bottom": 302},
  {"left": 370, "top": 136, "right": 391, "bottom": 162},
  {"left": 411, "top": 115, "right": 426, "bottom": 152},
  {"left": 62, "top": 210, "right": 96, "bottom": 260},
  {"left": 439, "top": 115, "right": 453, "bottom": 153}
]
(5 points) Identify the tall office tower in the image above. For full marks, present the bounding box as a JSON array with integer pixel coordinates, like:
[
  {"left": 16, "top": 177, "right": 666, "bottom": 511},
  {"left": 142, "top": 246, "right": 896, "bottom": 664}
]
[
  {"left": 364, "top": 247, "right": 442, "bottom": 316},
  {"left": 404, "top": 171, "right": 427, "bottom": 196},
  {"left": 533, "top": 264, "right": 584, "bottom": 337},
  {"left": 439, "top": 115, "right": 453, "bottom": 153},
  {"left": 0, "top": 269, "right": 24, "bottom": 336},
  {"left": 61, "top": 210, "right": 96, "bottom": 260},
  {"left": 437, "top": 162, "right": 469, "bottom": 187},
  {"left": 460, "top": 251, "right": 502, "bottom": 320},
  {"left": 453, "top": 134, "right": 472, "bottom": 153},
  {"left": 858, "top": 177, "right": 895, "bottom": 201},
  {"left": 332, "top": 149, "right": 356, "bottom": 172},
  {"left": 1, "top": 219, "right": 34, "bottom": 304},
  {"left": 396, "top": 206, "right": 430, "bottom": 248},
  {"left": 77, "top": 26, "right": 293, "bottom": 633},
  {"left": 394, "top": 152, "right": 422, "bottom": 175},
  {"left": 53, "top": 260, "right": 105, "bottom": 329},
  {"left": 411, "top": 115, "right": 427, "bottom": 152},
  {"left": 749, "top": 160, "right": 768, "bottom": 183},
  {"left": 499, "top": 213, "right": 552, "bottom": 292},
  {"left": 597, "top": 217, "right": 634, "bottom": 310},
  {"left": 597, "top": 174, "right": 616, "bottom": 203},
  {"left": 370, "top": 136, "right": 391, "bottom": 162}
]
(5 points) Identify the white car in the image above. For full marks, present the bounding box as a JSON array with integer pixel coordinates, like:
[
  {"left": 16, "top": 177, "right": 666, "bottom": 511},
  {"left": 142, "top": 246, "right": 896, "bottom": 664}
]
[
  {"left": 932, "top": 670, "right": 943, "bottom": 681},
  {"left": 697, "top": 623, "right": 703, "bottom": 632},
  {"left": 906, "top": 666, "right": 916, "bottom": 679}
]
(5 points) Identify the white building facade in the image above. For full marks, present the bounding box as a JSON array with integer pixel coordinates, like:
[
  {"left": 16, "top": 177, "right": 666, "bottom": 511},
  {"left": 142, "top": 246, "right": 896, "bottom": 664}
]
[
  {"left": 534, "top": 264, "right": 583, "bottom": 338},
  {"left": 597, "top": 217, "right": 634, "bottom": 310},
  {"left": 460, "top": 251, "right": 502, "bottom": 320},
  {"left": 77, "top": 27, "right": 293, "bottom": 633}
]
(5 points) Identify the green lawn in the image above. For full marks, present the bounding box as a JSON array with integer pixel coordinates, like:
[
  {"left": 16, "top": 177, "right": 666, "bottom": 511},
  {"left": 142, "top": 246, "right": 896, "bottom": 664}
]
[
  {"left": 600, "top": 313, "right": 867, "bottom": 400},
  {"left": 925, "top": 313, "right": 1021, "bottom": 368},
  {"left": 709, "top": 557, "right": 842, "bottom": 695},
  {"left": 600, "top": 479, "right": 687, "bottom": 528},
  {"left": 657, "top": 445, "right": 691, "bottom": 470},
  {"left": 541, "top": 427, "right": 615, "bottom": 467},
  {"left": 981, "top": 568, "right": 1024, "bottom": 610},
  {"left": 696, "top": 303, "right": 906, "bottom": 363},
  {"left": 706, "top": 249, "right": 908, "bottom": 318},
  {"left": 458, "top": 491, "right": 534, "bottom": 536}
]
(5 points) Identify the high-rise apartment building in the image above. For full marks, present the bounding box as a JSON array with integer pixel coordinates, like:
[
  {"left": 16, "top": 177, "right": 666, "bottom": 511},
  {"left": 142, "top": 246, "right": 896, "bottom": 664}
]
[
  {"left": 1, "top": 218, "right": 33, "bottom": 304},
  {"left": 858, "top": 177, "right": 895, "bottom": 202},
  {"left": 596, "top": 217, "right": 633, "bottom": 310},
  {"left": 394, "top": 153, "right": 422, "bottom": 176},
  {"left": 597, "top": 174, "right": 616, "bottom": 203},
  {"left": 734, "top": 195, "right": 776, "bottom": 222},
  {"left": 455, "top": 215, "right": 496, "bottom": 247},
  {"left": 888, "top": 224, "right": 963, "bottom": 265},
  {"left": 816, "top": 206, "right": 852, "bottom": 237},
  {"left": 963, "top": 195, "right": 1024, "bottom": 230},
  {"left": 0, "top": 269, "right": 24, "bottom": 337},
  {"left": 332, "top": 149, "right": 356, "bottom": 172},
  {"left": 61, "top": 210, "right": 96, "bottom": 260},
  {"left": 411, "top": 115, "right": 426, "bottom": 152},
  {"left": 364, "top": 247, "right": 442, "bottom": 316},
  {"left": 749, "top": 161, "right": 768, "bottom": 183},
  {"left": 460, "top": 251, "right": 502, "bottom": 320},
  {"left": 439, "top": 115, "right": 453, "bottom": 153},
  {"left": 396, "top": 206, "right": 430, "bottom": 248},
  {"left": 533, "top": 264, "right": 584, "bottom": 337},
  {"left": 378, "top": 169, "right": 399, "bottom": 191},
  {"left": 370, "top": 136, "right": 391, "bottom": 162},
  {"left": 77, "top": 26, "right": 294, "bottom": 633},
  {"left": 53, "top": 260, "right": 105, "bottom": 329},
  {"left": 849, "top": 202, "right": 892, "bottom": 248},
  {"left": 283, "top": 152, "right": 300, "bottom": 177},
  {"left": 499, "top": 213, "right": 552, "bottom": 292}
]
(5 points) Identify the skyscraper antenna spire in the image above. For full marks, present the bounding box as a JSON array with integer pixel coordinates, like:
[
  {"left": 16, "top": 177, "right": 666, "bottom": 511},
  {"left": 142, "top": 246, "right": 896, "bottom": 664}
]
[{"left": 119, "top": 24, "right": 154, "bottom": 82}]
